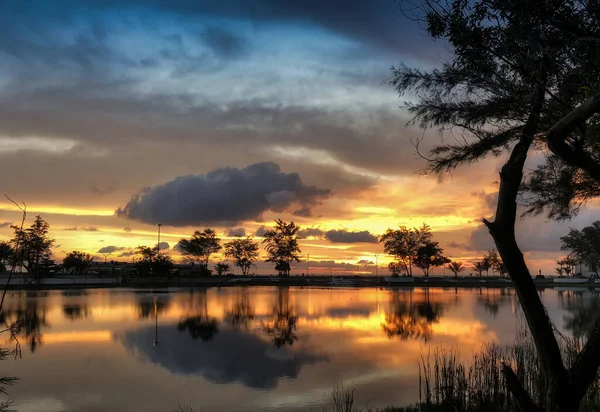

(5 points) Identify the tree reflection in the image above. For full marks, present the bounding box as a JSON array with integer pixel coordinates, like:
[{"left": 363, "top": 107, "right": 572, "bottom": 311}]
[
  {"left": 136, "top": 294, "right": 171, "bottom": 319},
  {"left": 476, "top": 288, "right": 514, "bottom": 318},
  {"left": 177, "top": 289, "right": 219, "bottom": 341},
  {"left": 225, "top": 287, "right": 255, "bottom": 330},
  {"left": 381, "top": 289, "right": 443, "bottom": 342},
  {"left": 63, "top": 304, "right": 89, "bottom": 321},
  {"left": 2, "top": 301, "right": 48, "bottom": 353},
  {"left": 561, "top": 290, "right": 600, "bottom": 338},
  {"left": 262, "top": 287, "right": 298, "bottom": 348}
]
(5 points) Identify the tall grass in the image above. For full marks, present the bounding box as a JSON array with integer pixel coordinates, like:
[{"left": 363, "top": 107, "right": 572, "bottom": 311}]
[{"left": 415, "top": 323, "right": 600, "bottom": 412}]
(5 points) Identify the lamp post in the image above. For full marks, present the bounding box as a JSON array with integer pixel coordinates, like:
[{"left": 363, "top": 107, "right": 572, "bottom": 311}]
[
  {"left": 375, "top": 255, "right": 378, "bottom": 277},
  {"left": 156, "top": 223, "right": 163, "bottom": 257},
  {"left": 306, "top": 254, "right": 309, "bottom": 276},
  {"left": 152, "top": 295, "right": 159, "bottom": 347}
]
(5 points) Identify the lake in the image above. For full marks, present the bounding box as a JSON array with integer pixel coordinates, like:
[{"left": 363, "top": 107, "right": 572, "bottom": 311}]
[{"left": 0, "top": 286, "right": 594, "bottom": 412}]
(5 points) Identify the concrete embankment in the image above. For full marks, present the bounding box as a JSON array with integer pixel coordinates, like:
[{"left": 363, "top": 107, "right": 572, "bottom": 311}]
[{"left": 0, "top": 275, "right": 596, "bottom": 290}]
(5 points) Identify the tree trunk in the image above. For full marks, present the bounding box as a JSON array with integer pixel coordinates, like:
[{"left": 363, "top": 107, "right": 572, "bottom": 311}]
[{"left": 482, "top": 70, "right": 600, "bottom": 411}]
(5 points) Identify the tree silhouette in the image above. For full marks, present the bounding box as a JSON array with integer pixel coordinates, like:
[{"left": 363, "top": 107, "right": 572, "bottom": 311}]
[
  {"left": 448, "top": 261, "right": 465, "bottom": 278},
  {"left": 177, "top": 229, "right": 221, "bottom": 270},
  {"left": 224, "top": 236, "right": 259, "bottom": 275},
  {"left": 380, "top": 224, "right": 432, "bottom": 276},
  {"left": 413, "top": 240, "right": 450, "bottom": 276},
  {"left": 561, "top": 222, "right": 600, "bottom": 276},
  {"left": 262, "top": 220, "right": 301, "bottom": 276},
  {"left": 392, "top": 0, "right": 600, "bottom": 408},
  {"left": 11, "top": 215, "right": 54, "bottom": 278},
  {"left": 214, "top": 262, "right": 231, "bottom": 276},
  {"left": 62, "top": 251, "right": 94, "bottom": 275},
  {"left": 0, "top": 242, "right": 13, "bottom": 272}
]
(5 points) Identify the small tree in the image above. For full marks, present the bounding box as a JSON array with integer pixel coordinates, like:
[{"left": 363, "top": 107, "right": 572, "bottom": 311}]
[
  {"left": 177, "top": 229, "right": 222, "bottom": 269},
  {"left": 224, "top": 236, "right": 259, "bottom": 276},
  {"left": 262, "top": 219, "right": 301, "bottom": 276},
  {"left": 561, "top": 222, "right": 600, "bottom": 276},
  {"left": 473, "top": 261, "right": 486, "bottom": 277},
  {"left": 214, "top": 263, "right": 231, "bottom": 276},
  {"left": 135, "top": 246, "right": 174, "bottom": 275},
  {"left": 11, "top": 215, "right": 55, "bottom": 278},
  {"left": 388, "top": 262, "right": 403, "bottom": 276},
  {"left": 448, "top": 261, "right": 465, "bottom": 278},
  {"left": 413, "top": 241, "right": 450, "bottom": 277},
  {"left": 483, "top": 250, "right": 500, "bottom": 276},
  {"left": 380, "top": 223, "right": 432, "bottom": 276},
  {"left": 63, "top": 251, "right": 94, "bottom": 275}
]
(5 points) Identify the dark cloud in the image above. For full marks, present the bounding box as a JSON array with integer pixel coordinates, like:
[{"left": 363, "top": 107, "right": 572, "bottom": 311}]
[
  {"left": 0, "top": 222, "right": 12, "bottom": 228},
  {"left": 226, "top": 227, "right": 246, "bottom": 237},
  {"left": 118, "top": 250, "right": 135, "bottom": 257},
  {"left": 298, "top": 228, "right": 325, "bottom": 239},
  {"left": 98, "top": 245, "right": 125, "bottom": 254},
  {"left": 202, "top": 26, "right": 248, "bottom": 58},
  {"left": 357, "top": 259, "right": 374, "bottom": 265},
  {"left": 325, "top": 229, "right": 378, "bottom": 244},
  {"left": 116, "top": 326, "right": 328, "bottom": 389},
  {"left": 65, "top": 226, "right": 98, "bottom": 232},
  {"left": 91, "top": 184, "right": 116, "bottom": 195},
  {"left": 155, "top": 242, "right": 170, "bottom": 251},
  {"left": 254, "top": 226, "right": 268, "bottom": 237},
  {"left": 123, "top": 227, "right": 132, "bottom": 232},
  {"left": 116, "top": 162, "right": 330, "bottom": 227}
]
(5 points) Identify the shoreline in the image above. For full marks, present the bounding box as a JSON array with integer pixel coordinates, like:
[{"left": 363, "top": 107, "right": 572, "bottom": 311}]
[{"left": 0, "top": 275, "right": 597, "bottom": 291}]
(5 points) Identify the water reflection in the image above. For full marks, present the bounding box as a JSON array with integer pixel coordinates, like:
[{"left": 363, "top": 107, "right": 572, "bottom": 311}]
[
  {"left": 63, "top": 304, "right": 90, "bottom": 321},
  {"left": 225, "top": 288, "right": 255, "bottom": 330},
  {"left": 476, "top": 288, "right": 514, "bottom": 318},
  {"left": 3, "top": 301, "right": 48, "bottom": 353},
  {"left": 261, "top": 287, "right": 298, "bottom": 348},
  {"left": 1, "top": 286, "right": 595, "bottom": 412},
  {"left": 560, "top": 289, "right": 600, "bottom": 338},
  {"left": 136, "top": 293, "right": 171, "bottom": 319},
  {"left": 381, "top": 289, "right": 443, "bottom": 342}
]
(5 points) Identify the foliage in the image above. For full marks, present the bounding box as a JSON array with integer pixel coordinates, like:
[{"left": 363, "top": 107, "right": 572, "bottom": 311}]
[
  {"left": 0, "top": 242, "right": 13, "bottom": 272},
  {"left": 413, "top": 241, "right": 450, "bottom": 276},
  {"left": 561, "top": 222, "right": 600, "bottom": 275},
  {"left": 447, "top": 261, "right": 465, "bottom": 278},
  {"left": 557, "top": 256, "right": 579, "bottom": 277},
  {"left": 62, "top": 251, "right": 94, "bottom": 275},
  {"left": 262, "top": 219, "right": 301, "bottom": 276},
  {"left": 10, "top": 215, "right": 54, "bottom": 277},
  {"left": 224, "top": 236, "right": 259, "bottom": 275},
  {"left": 134, "top": 246, "right": 174, "bottom": 275},
  {"left": 473, "top": 260, "right": 486, "bottom": 277},
  {"left": 177, "top": 229, "right": 222, "bottom": 269},
  {"left": 380, "top": 224, "right": 432, "bottom": 276},
  {"left": 483, "top": 250, "right": 500, "bottom": 276},
  {"left": 388, "top": 262, "right": 403, "bottom": 276},
  {"left": 213, "top": 262, "right": 231, "bottom": 276}
]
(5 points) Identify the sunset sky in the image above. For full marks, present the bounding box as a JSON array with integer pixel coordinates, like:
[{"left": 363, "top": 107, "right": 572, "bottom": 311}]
[{"left": 0, "top": 0, "right": 597, "bottom": 275}]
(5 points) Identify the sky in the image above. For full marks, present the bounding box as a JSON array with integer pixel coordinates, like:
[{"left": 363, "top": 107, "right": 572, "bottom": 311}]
[{"left": 0, "top": 0, "right": 597, "bottom": 275}]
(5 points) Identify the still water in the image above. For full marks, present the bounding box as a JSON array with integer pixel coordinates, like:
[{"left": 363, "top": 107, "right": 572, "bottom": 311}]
[{"left": 0, "top": 286, "right": 593, "bottom": 412}]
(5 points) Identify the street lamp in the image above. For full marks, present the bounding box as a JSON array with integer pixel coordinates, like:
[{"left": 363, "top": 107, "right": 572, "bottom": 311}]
[
  {"left": 375, "top": 255, "right": 378, "bottom": 277},
  {"left": 306, "top": 254, "right": 309, "bottom": 276},
  {"left": 156, "top": 223, "right": 163, "bottom": 257}
]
